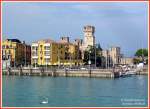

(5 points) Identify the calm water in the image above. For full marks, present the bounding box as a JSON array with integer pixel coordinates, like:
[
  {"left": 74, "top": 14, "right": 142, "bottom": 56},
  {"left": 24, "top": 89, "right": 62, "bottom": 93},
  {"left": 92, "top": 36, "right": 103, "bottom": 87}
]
[{"left": 2, "top": 75, "right": 148, "bottom": 107}]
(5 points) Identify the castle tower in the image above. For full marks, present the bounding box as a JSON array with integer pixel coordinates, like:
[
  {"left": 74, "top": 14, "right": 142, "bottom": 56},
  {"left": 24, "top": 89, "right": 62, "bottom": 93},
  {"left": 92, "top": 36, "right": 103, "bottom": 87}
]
[{"left": 83, "top": 25, "right": 95, "bottom": 49}]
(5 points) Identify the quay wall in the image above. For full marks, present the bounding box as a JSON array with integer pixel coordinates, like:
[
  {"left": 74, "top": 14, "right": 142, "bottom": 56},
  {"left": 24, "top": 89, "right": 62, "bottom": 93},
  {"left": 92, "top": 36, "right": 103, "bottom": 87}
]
[
  {"left": 2, "top": 68, "right": 118, "bottom": 78},
  {"left": 2, "top": 67, "right": 147, "bottom": 78}
]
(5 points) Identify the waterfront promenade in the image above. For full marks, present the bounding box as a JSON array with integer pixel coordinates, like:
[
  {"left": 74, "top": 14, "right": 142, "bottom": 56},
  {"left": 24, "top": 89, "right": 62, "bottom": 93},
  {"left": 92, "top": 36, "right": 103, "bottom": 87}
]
[{"left": 2, "top": 67, "right": 148, "bottom": 78}]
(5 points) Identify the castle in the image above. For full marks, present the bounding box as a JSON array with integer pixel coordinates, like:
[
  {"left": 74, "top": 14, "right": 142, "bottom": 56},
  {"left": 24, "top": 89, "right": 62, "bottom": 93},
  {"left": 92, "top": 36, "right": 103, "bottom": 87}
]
[{"left": 2, "top": 25, "right": 124, "bottom": 68}]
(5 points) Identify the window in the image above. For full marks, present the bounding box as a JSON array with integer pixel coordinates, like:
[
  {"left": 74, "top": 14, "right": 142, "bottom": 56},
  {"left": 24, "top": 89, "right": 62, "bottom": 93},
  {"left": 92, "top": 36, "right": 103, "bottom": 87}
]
[
  {"left": 33, "top": 59, "right": 38, "bottom": 63},
  {"left": 6, "top": 45, "right": 9, "bottom": 49},
  {"left": 32, "top": 51, "right": 38, "bottom": 56},
  {"left": 2, "top": 45, "right": 5, "bottom": 49},
  {"left": 10, "top": 45, "right": 12, "bottom": 48},
  {"left": 44, "top": 51, "right": 50, "bottom": 56},
  {"left": 32, "top": 46, "right": 35, "bottom": 50},
  {"left": 45, "top": 59, "right": 49, "bottom": 63},
  {"left": 44, "top": 46, "right": 50, "bottom": 50}
]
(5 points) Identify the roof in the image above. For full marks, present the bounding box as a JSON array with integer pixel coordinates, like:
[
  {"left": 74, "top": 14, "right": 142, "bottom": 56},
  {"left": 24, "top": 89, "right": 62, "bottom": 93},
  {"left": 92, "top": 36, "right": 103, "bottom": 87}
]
[
  {"left": 32, "top": 39, "right": 55, "bottom": 43},
  {"left": 7, "top": 39, "right": 21, "bottom": 43},
  {"left": 42, "top": 39, "right": 55, "bottom": 43}
]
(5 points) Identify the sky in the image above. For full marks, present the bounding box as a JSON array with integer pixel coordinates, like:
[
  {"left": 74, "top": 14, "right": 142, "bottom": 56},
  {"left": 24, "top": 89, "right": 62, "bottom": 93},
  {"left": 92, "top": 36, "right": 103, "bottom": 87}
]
[{"left": 2, "top": 2, "right": 148, "bottom": 57}]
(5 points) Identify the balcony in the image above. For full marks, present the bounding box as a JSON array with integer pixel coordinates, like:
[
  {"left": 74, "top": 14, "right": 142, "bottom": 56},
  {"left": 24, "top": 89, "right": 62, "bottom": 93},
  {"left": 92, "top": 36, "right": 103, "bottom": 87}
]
[
  {"left": 44, "top": 56, "right": 50, "bottom": 58},
  {"left": 32, "top": 43, "right": 38, "bottom": 47},
  {"left": 32, "top": 56, "right": 38, "bottom": 58},
  {"left": 44, "top": 43, "right": 50, "bottom": 46}
]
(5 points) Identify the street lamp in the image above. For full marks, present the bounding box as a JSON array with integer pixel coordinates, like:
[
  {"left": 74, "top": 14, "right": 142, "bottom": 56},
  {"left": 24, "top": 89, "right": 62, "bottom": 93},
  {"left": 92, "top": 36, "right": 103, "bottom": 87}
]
[
  {"left": 88, "top": 50, "right": 91, "bottom": 70},
  {"left": 58, "top": 45, "right": 60, "bottom": 69},
  {"left": 46, "top": 60, "right": 47, "bottom": 71},
  {"left": 14, "top": 48, "right": 16, "bottom": 68},
  {"left": 35, "top": 59, "right": 36, "bottom": 69},
  {"left": 95, "top": 44, "right": 97, "bottom": 69},
  {"left": 70, "top": 53, "right": 72, "bottom": 69},
  {"left": 24, "top": 45, "right": 26, "bottom": 67}
]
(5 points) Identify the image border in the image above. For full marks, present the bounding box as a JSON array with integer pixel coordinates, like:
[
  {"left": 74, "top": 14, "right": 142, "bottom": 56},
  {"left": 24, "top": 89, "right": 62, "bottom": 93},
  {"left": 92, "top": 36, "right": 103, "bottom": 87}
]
[{"left": 0, "top": 0, "right": 149, "bottom": 109}]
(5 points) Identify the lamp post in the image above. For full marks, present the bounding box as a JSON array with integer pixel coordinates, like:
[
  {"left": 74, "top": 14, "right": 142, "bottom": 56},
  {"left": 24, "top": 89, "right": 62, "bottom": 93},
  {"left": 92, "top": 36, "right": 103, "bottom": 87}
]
[
  {"left": 88, "top": 50, "right": 91, "bottom": 70},
  {"left": 70, "top": 53, "right": 72, "bottom": 69},
  {"left": 24, "top": 44, "right": 27, "bottom": 67},
  {"left": 35, "top": 47, "right": 37, "bottom": 69},
  {"left": 105, "top": 51, "right": 107, "bottom": 69},
  {"left": 14, "top": 48, "right": 16, "bottom": 68},
  {"left": 46, "top": 60, "right": 47, "bottom": 71},
  {"left": 95, "top": 44, "right": 97, "bottom": 69},
  {"left": 35, "top": 59, "right": 36, "bottom": 69},
  {"left": 58, "top": 45, "right": 60, "bottom": 69}
]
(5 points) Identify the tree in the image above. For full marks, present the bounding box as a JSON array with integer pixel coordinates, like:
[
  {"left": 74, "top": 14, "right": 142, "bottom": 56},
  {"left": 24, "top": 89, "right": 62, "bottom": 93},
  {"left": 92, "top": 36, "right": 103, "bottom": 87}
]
[
  {"left": 135, "top": 48, "right": 148, "bottom": 57},
  {"left": 134, "top": 48, "right": 148, "bottom": 64},
  {"left": 83, "top": 45, "right": 103, "bottom": 67},
  {"left": 97, "top": 43, "right": 102, "bottom": 51}
]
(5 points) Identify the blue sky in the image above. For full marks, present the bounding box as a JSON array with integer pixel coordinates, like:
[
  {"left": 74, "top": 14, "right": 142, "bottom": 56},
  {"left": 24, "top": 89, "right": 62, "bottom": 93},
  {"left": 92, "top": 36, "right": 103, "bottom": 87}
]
[{"left": 2, "top": 2, "right": 148, "bottom": 57}]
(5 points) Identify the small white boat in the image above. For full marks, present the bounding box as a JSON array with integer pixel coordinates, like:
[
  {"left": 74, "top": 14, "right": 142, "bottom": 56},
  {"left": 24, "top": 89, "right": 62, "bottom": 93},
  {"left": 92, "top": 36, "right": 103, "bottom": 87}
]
[
  {"left": 120, "top": 71, "right": 136, "bottom": 77},
  {"left": 41, "top": 98, "right": 48, "bottom": 104}
]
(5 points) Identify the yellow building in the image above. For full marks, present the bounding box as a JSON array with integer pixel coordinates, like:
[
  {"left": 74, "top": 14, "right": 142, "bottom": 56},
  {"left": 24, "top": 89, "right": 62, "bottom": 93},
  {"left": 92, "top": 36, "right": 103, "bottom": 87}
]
[
  {"left": 2, "top": 39, "right": 31, "bottom": 67},
  {"left": 31, "top": 39, "right": 82, "bottom": 66}
]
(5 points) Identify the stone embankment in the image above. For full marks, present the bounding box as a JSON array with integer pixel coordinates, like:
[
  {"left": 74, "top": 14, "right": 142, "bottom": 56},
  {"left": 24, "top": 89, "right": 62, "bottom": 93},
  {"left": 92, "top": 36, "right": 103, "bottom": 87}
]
[{"left": 2, "top": 67, "right": 147, "bottom": 78}]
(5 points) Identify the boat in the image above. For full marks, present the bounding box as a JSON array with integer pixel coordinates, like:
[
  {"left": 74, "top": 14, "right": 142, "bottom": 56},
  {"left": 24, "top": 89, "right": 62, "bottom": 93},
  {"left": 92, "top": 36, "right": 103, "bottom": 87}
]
[
  {"left": 120, "top": 71, "right": 136, "bottom": 77},
  {"left": 41, "top": 98, "right": 48, "bottom": 104}
]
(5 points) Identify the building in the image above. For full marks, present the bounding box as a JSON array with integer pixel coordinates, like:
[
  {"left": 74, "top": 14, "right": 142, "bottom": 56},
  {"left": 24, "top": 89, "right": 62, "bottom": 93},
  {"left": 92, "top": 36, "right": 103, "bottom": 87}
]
[
  {"left": 102, "top": 46, "right": 121, "bottom": 67},
  {"left": 24, "top": 43, "right": 31, "bottom": 66},
  {"left": 110, "top": 47, "right": 121, "bottom": 65},
  {"left": 74, "top": 38, "right": 84, "bottom": 59},
  {"left": 83, "top": 25, "right": 95, "bottom": 50},
  {"left": 31, "top": 38, "right": 82, "bottom": 66},
  {"left": 60, "top": 36, "right": 70, "bottom": 43},
  {"left": 120, "top": 57, "right": 133, "bottom": 65},
  {"left": 2, "top": 39, "right": 31, "bottom": 68},
  {"left": 102, "top": 50, "right": 112, "bottom": 68},
  {"left": 31, "top": 39, "right": 55, "bottom": 66}
]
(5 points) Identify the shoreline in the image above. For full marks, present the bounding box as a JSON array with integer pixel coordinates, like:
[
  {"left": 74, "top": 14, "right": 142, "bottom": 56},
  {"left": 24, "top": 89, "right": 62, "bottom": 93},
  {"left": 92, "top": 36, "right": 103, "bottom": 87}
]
[{"left": 2, "top": 68, "right": 148, "bottom": 78}]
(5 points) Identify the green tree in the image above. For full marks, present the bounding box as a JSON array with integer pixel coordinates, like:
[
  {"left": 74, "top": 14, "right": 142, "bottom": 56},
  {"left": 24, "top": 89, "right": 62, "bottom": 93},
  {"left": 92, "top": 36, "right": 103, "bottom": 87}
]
[
  {"left": 83, "top": 45, "right": 103, "bottom": 67},
  {"left": 135, "top": 48, "right": 148, "bottom": 57},
  {"left": 134, "top": 48, "right": 148, "bottom": 64}
]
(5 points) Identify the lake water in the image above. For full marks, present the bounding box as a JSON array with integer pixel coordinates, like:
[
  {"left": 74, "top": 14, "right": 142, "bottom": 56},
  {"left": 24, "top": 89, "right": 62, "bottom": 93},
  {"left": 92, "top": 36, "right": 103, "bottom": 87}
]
[{"left": 2, "top": 75, "right": 148, "bottom": 107}]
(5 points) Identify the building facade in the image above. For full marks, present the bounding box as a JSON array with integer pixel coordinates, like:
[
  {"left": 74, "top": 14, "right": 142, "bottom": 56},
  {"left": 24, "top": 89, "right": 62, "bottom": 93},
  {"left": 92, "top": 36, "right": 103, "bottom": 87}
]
[
  {"left": 120, "top": 57, "right": 133, "bottom": 65},
  {"left": 110, "top": 47, "right": 121, "bottom": 65},
  {"left": 31, "top": 38, "right": 82, "bottom": 66},
  {"left": 2, "top": 39, "right": 31, "bottom": 68},
  {"left": 102, "top": 46, "right": 121, "bottom": 67}
]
